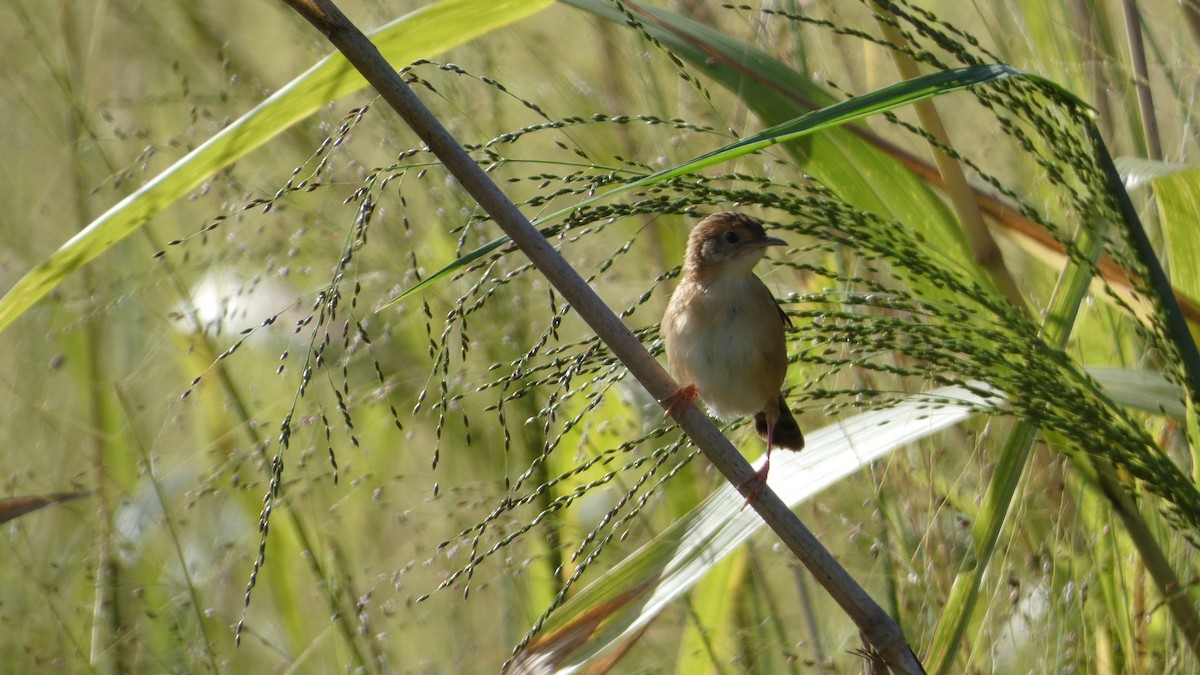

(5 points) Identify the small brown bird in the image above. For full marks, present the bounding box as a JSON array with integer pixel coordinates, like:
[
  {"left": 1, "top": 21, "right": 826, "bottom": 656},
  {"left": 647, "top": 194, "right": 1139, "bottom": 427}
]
[{"left": 662, "top": 212, "right": 804, "bottom": 494}]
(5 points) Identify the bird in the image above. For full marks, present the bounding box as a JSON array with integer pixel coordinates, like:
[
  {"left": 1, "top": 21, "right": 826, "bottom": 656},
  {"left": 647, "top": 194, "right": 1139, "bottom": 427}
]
[{"left": 661, "top": 212, "right": 804, "bottom": 498}]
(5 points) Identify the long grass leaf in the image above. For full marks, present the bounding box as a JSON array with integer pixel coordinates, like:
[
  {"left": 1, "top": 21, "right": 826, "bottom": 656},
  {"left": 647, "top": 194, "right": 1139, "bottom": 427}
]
[
  {"left": 1092, "top": 129, "right": 1200, "bottom": 404},
  {"left": 0, "top": 0, "right": 553, "bottom": 334},
  {"left": 638, "top": 64, "right": 1027, "bottom": 184}
]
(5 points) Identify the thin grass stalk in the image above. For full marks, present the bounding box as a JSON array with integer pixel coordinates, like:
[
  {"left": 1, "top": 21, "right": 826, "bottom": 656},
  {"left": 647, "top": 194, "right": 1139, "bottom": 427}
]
[
  {"left": 746, "top": 545, "right": 804, "bottom": 675},
  {"left": 872, "top": 6, "right": 1024, "bottom": 307},
  {"left": 84, "top": 302, "right": 124, "bottom": 674},
  {"left": 46, "top": 4, "right": 127, "bottom": 667},
  {"left": 115, "top": 391, "right": 221, "bottom": 674},
  {"left": 870, "top": 467, "right": 904, "bottom": 631},
  {"left": 1067, "top": 0, "right": 1115, "bottom": 138},
  {"left": 327, "top": 539, "right": 388, "bottom": 669},
  {"left": 512, "top": 368, "right": 565, "bottom": 591},
  {"left": 1076, "top": 470, "right": 1138, "bottom": 670},
  {"left": 1120, "top": 0, "right": 1164, "bottom": 161},
  {"left": 924, "top": 422, "right": 1038, "bottom": 674},
  {"left": 277, "top": 1, "right": 925, "bottom": 672},
  {"left": 790, "top": 560, "right": 827, "bottom": 665}
]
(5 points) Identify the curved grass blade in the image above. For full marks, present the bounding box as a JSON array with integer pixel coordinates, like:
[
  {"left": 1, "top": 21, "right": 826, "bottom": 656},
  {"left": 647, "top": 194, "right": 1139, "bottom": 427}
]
[
  {"left": 636, "top": 64, "right": 1029, "bottom": 186},
  {"left": 0, "top": 0, "right": 553, "bottom": 334},
  {"left": 388, "top": 63, "right": 1031, "bottom": 307},
  {"left": 565, "top": 0, "right": 960, "bottom": 238},
  {"left": 574, "top": 0, "right": 1200, "bottom": 327}
]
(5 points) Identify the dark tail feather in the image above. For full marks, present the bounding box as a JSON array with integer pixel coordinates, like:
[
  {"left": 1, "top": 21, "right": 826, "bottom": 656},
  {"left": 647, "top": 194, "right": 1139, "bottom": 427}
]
[{"left": 754, "top": 399, "right": 805, "bottom": 451}]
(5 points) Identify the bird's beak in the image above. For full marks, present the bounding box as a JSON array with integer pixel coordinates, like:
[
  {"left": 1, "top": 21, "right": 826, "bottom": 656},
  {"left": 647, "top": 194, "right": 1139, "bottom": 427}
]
[{"left": 757, "top": 236, "right": 787, "bottom": 248}]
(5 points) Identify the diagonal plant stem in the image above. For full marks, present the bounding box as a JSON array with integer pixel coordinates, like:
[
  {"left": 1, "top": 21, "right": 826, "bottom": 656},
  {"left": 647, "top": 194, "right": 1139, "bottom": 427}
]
[
  {"left": 925, "top": 213, "right": 1102, "bottom": 672},
  {"left": 278, "top": 0, "right": 924, "bottom": 672}
]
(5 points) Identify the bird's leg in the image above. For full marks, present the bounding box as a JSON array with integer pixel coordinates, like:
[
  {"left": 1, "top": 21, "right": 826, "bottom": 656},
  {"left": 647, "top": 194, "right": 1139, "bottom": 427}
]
[
  {"left": 739, "top": 411, "right": 776, "bottom": 508},
  {"left": 663, "top": 383, "right": 699, "bottom": 420}
]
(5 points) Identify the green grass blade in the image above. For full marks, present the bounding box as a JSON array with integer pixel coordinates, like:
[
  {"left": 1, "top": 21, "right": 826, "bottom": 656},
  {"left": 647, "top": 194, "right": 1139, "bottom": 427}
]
[
  {"left": 384, "top": 0, "right": 1052, "bottom": 309},
  {"left": 565, "top": 0, "right": 1090, "bottom": 280},
  {"left": 562, "top": 0, "right": 955, "bottom": 234},
  {"left": 638, "top": 64, "right": 1026, "bottom": 184},
  {"left": 1093, "top": 130, "right": 1200, "bottom": 404},
  {"left": 0, "top": 0, "right": 553, "bottom": 334}
]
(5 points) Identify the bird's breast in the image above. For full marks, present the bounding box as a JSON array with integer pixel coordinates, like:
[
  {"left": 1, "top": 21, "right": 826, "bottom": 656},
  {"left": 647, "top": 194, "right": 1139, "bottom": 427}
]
[{"left": 663, "top": 275, "right": 786, "bottom": 420}]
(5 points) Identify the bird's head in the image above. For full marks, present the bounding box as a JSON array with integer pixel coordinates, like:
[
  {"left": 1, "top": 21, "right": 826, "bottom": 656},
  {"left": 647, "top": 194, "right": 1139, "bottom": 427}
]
[{"left": 683, "top": 212, "right": 786, "bottom": 280}]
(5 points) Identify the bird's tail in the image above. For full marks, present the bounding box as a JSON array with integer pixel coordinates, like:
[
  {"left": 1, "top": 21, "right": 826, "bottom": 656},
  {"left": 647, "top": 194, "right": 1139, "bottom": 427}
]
[{"left": 754, "top": 399, "right": 805, "bottom": 451}]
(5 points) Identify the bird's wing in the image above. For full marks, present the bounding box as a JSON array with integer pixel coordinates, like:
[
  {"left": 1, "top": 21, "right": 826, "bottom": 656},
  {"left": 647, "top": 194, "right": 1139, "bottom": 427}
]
[
  {"left": 776, "top": 300, "right": 793, "bottom": 329},
  {"left": 752, "top": 275, "right": 793, "bottom": 329}
]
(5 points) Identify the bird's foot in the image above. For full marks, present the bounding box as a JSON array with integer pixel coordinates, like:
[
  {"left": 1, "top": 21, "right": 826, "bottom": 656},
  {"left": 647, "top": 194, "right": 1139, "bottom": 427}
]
[
  {"left": 738, "top": 458, "right": 771, "bottom": 510},
  {"left": 663, "top": 384, "right": 699, "bottom": 420}
]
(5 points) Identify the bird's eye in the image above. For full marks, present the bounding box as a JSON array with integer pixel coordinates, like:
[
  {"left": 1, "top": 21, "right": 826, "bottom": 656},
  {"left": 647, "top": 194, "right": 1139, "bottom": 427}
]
[{"left": 723, "top": 231, "right": 740, "bottom": 244}]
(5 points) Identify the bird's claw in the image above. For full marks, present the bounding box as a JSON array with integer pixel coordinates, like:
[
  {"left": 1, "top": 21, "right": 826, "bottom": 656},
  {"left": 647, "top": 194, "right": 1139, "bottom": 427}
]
[
  {"left": 663, "top": 384, "right": 699, "bottom": 420},
  {"left": 738, "top": 460, "right": 771, "bottom": 510}
]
